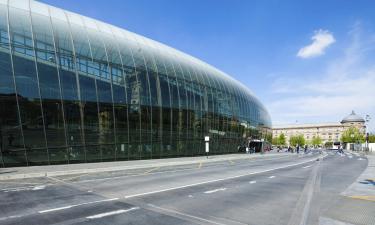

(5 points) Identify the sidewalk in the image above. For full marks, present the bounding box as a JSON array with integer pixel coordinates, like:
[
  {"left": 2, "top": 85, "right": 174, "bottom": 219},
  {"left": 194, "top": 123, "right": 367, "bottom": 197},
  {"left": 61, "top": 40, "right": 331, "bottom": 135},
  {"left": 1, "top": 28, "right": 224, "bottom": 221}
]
[
  {"left": 341, "top": 153, "right": 375, "bottom": 197},
  {"left": 322, "top": 153, "right": 375, "bottom": 225},
  {"left": 0, "top": 152, "right": 286, "bottom": 181}
]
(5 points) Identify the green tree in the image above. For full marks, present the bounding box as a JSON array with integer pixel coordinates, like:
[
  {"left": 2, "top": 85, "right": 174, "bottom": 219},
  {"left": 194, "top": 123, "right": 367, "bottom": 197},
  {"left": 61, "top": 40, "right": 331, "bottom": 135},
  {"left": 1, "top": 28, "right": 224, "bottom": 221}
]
[
  {"left": 368, "top": 134, "right": 375, "bottom": 143},
  {"left": 324, "top": 141, "right": 333, "bottom": 148},
  {"left": 278, "top": 133, "right": 286, "bottom": 146},
  {"left": 265, "top": 133, "right": 273, "bottom": 143},
  {"left": 341, "top": 127, "right": 365, "bottom": 143},
  {"left": 272, "top": 137, "right": 279, "bottom": 145},
  {"left": 289, "top": 134, "right": 305, "bottom": 147},
  {"left": 311, "top": 136, "right": 322, "bottom": 147}
]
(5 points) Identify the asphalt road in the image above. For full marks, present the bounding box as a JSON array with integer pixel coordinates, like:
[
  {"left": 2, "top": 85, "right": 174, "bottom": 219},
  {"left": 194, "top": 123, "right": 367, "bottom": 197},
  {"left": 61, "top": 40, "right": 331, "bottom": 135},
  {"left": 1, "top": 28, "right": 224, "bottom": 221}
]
[{"left": 0, "top": 150, "right": 368, "bottom": 225}]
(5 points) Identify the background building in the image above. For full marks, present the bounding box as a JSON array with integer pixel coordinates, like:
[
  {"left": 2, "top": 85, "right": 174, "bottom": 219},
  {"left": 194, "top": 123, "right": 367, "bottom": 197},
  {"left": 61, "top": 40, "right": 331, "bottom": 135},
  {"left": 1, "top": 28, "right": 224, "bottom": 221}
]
[
  {"left": 0, "top": 0, "right": 271, "bottom": 167},
  {"left": 273, "top": 111, "right": 366, "bottom": 145}
]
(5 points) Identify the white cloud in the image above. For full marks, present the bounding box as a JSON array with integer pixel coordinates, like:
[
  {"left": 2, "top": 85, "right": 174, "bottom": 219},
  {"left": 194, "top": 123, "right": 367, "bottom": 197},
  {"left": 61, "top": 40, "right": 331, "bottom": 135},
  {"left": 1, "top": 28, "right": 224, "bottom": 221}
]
[
  {"left": 269, "top": 23, "right": 375, "bottom": 132},
  {"left": 297, "top": 29, "right": 336, "bottom": 58}
]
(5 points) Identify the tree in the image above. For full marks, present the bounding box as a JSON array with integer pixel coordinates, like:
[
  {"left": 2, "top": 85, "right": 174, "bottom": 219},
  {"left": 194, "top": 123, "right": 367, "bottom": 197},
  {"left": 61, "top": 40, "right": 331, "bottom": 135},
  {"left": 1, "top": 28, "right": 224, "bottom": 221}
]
[
  {"left": 368, "top": 134, "right": 375, "bottom": 143},
  {"left": 278, "top": 133, "right": 286, "bottom": 146},
  {"left": 289, "top": 134, "right": 305, "bottom": 147},
  {"left": 272, "top": 137, "right": 279, "bottom": 145},
  {"left": 311, "top": 136, "right": 322, "bottom": 147},
  {"left": 265, "top": 133, "right": 273, "bottom": 143},
  {"left": 324, "top": 141, "right": 333, "bottom": 148},
  {"left": 341, "top": 127, "right": 365, "bottom": 143}
]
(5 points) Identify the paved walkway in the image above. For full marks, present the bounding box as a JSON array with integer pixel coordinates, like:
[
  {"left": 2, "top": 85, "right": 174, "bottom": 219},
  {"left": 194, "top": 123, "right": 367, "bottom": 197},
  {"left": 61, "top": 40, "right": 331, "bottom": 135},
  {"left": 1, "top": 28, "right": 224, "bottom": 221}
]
[
  {"left": 342, "top": 153, "right": 375, "bottom": 198},
  {"left": 321, "top": 152, "right": 375, "bottom": 225},
  {"left": 0, "top": 152, "right": 287, "bottom": 181}
]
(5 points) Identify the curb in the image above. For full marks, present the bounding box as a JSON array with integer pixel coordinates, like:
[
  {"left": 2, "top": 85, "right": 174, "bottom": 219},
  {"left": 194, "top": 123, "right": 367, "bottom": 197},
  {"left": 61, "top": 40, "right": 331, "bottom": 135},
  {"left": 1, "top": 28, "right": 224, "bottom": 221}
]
[{"left": 0, "top": 153, "right": 287, "bottom": 181}]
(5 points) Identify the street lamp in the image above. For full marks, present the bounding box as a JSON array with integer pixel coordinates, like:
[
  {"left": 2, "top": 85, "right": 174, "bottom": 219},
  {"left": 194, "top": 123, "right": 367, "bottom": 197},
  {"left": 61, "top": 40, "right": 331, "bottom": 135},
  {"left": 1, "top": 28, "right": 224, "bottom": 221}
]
[{"left": 365, "top": 115, "right": 371, "bottom": 152}]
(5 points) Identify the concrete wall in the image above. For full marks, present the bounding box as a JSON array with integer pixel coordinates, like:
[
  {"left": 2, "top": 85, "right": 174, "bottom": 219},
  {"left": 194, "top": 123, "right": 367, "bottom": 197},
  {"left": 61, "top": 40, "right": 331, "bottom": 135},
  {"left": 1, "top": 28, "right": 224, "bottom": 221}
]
[
  {"left": 368, "top": 143, "right": 375, "bottom": 152},
  {"left": 360, "top": 143, "right": 375, "bottom": 152}
]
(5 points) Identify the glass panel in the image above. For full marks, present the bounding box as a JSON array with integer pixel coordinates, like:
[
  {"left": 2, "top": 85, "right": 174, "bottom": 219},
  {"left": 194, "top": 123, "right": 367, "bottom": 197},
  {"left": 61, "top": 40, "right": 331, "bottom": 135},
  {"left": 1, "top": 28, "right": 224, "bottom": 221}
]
[
  {"left": 85, "top": 27, "right": 115, "bottom": 161},
  {"left": 9, "top": 7, "right": 48, "bottom": 165},
  {"left": 31, "top": 11, "right": 68, "bottom": 164},
  {"left": 141, "top": 48, "right": 161, "bottom": 159},
  {"left": 79, "top": 75, "right": 100, "bottom": 162},
  {"left": 97, "top": 79, "right": 115, "bottom": 161},
  {"left": 131, "top": 43, "right": 152, "bottom": 159},
  {"left": 116, "top": 41, "right": 140, "bottom": 160},
  {"left": 0, "top": 4, "right": 26, "bottom": 167},
  {"left": 101, "top": 33, "right": 129, "bottom": 161},
  {"left": 163, "top": 56, "right": 180, "bottom": 157},
  {"left": 152, "top": 51, "right": 171, "bottom": 157},
  {"left": 51, "top": 15, "right": 85, "bottom": 163}
]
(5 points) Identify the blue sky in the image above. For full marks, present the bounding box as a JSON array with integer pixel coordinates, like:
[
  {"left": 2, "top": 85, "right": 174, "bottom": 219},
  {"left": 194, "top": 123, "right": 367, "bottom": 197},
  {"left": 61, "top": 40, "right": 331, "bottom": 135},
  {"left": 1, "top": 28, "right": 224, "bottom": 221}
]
[{"left": 42, "top": 0, "right": 375, "bottom": 132}]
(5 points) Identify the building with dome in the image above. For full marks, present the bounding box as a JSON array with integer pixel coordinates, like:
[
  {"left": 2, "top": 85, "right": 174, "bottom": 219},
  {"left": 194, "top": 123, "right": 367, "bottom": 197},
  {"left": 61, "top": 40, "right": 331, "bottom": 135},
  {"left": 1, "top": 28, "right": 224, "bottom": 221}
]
[
  {"left": 0, "top": 0, "right": 271, "bottom": 167},
  {"left": 272, "top": 111, "right": 366, "bottom": 146}
]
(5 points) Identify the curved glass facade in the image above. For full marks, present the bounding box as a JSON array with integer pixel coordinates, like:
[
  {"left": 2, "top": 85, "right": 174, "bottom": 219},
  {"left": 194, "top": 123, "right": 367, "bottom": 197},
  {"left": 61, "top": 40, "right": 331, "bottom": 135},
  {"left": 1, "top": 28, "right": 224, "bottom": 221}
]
[{"left": 0, "top": 0, "right": 271, "bottom": 167}]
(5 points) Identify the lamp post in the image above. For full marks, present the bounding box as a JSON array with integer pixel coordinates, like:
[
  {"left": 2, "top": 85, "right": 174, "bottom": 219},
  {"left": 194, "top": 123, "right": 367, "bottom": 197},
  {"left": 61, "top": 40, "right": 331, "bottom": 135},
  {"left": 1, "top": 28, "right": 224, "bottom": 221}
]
[{"left": 365, "top": 115, "right": 371, "bottom": 153}]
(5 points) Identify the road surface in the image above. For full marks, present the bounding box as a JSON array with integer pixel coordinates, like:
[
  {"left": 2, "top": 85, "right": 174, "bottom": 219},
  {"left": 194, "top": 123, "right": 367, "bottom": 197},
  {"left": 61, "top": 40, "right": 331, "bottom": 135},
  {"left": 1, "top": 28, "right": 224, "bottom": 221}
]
[{"left": 0, "top": 150, "right": 370, "bottom": 225}]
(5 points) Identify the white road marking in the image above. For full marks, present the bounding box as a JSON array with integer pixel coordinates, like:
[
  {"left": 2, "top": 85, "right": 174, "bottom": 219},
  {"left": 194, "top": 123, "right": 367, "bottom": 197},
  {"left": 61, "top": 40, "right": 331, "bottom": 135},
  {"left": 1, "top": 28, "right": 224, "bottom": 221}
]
[
  {"left": 86, "top": 207, "right": 139, "bottom": 219},
  {"left": 188, "top": 195, "right": 193, "bottom": 198},
  {"left": 358, "top": 158, "right": 364, "bottom": 160},
  {"left": 348, "top": 155, "right": 353, "bottom": 159},
  {"left": 74, "top": 155, "right": 291, "bottom": 184},
  {"left": 32, "top": 185, "right": 46, "bottom": 190},
  {"left": 249, "top": 180, "right": 256, "bottom": 184},
  {"left": 123, "top": 155, "right": 326, "bottom": 199},
  {"left": 38, "top": 198, "right": 119, "bottom": 214},
  {"left": 2, "top": 185, "right": 46, "bottom": 193},
  {"left": 0, "top": 214, "right": 26, "bottom": 221},
  {"left": 204, "top": 188, "right": 227, "bottom": 194},
  {"left": 148, "top": 204, "right": 226, "bottom": 225},
  {"left": 303, "top": 165, "right": 312, "bottom": 169},
  {"left": 268, "top": 176, "right": 275, "bottom": 179}
]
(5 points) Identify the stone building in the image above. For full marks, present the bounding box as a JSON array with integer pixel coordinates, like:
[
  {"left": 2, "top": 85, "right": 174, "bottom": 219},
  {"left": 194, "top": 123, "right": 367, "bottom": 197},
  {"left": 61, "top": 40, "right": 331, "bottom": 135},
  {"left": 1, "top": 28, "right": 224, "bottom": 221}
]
[{"left": 272, "top": 111, "right": 366, "bottom": 145}]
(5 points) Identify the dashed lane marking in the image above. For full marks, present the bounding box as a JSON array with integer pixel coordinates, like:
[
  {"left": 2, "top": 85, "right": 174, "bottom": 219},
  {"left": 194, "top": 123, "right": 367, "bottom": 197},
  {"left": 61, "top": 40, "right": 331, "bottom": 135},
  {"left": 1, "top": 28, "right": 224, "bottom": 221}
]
[
  {"left": 204, "top": 188, "right": 227, "bottom": 194},
  {"left": 38, "top": 198, "right": 119, "bottom": 214},
  {"left": 268, "top": 176, "right": 275, "bottom": 179},
  {"left": 303, "top": 165, "right": 312, "bottom": 169},
  {"left": 1, "top": 185, "right": 46, "bottom": 193},
  {"left": 86, "top": 207, "right": 139, "bottom": 219},
  {"left": 123, "top": 155, "right": 326, "bottom": 199},
  {"left": 147, "top": 204, "right": 226, "bottom": 225},
  {"left": 249, "top": 180, "right": 256, "bottom": 184}
]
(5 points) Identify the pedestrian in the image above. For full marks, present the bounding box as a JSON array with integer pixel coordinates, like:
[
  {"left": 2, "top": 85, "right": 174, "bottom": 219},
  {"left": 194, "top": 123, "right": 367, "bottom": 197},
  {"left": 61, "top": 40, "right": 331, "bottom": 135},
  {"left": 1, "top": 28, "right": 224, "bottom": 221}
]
[
  {"left": 304, "top": 145, "right": 307, "bottom": 154},
  {"left": 297, "top": 145, "right": 300, "bottom": 154}
]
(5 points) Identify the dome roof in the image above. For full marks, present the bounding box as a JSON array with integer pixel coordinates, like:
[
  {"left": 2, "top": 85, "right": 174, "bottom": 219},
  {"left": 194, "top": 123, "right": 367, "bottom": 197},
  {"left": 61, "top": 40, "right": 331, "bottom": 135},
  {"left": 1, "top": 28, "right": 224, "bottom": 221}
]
[{"left": 341, "top": 111, "right": 365, "bottom": 123}]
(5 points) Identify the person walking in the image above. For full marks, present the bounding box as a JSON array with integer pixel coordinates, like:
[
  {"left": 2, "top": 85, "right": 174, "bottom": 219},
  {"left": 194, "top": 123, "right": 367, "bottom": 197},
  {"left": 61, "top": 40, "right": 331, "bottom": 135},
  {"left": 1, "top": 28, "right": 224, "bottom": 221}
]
[{"left": 296, "top": 145, "right": 300, "bottom": 154}]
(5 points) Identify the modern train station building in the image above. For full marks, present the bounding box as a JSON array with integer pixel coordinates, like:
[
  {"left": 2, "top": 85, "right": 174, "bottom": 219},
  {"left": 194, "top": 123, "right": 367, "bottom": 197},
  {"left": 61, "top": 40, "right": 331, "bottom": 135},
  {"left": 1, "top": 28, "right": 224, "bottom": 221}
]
[{"left": 0, "top": 0, "right": 271, "bottom": 167}]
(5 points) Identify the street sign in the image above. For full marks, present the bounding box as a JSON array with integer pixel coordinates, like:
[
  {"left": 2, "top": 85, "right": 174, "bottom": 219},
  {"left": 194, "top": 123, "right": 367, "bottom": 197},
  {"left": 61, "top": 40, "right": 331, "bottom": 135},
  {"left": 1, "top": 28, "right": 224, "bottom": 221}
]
[
  {"left": 205, "top": 142, "right": 209, "bottom": 153},
  {"left": 205, "top": 136, "right": 210, "bottom": 142}
]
